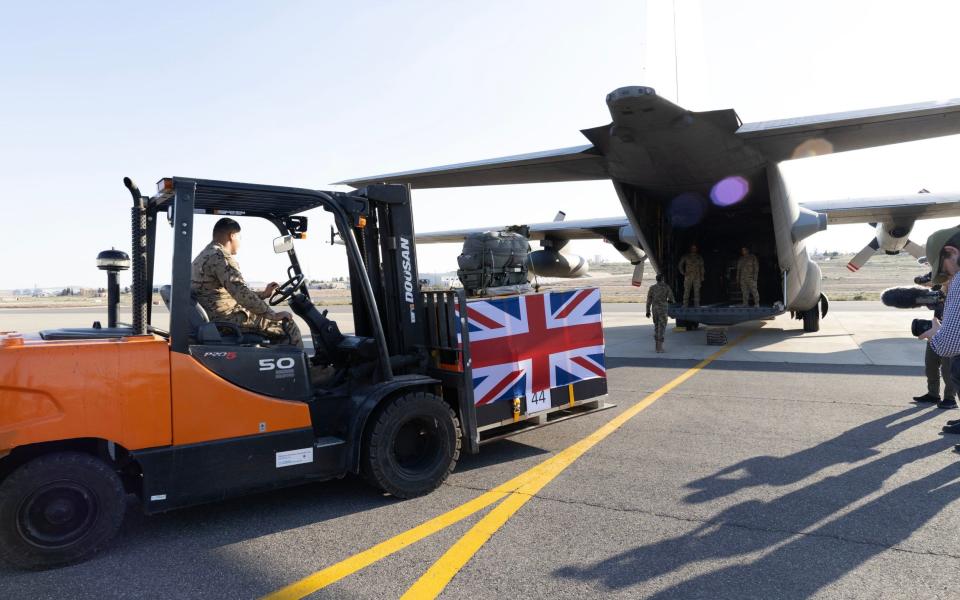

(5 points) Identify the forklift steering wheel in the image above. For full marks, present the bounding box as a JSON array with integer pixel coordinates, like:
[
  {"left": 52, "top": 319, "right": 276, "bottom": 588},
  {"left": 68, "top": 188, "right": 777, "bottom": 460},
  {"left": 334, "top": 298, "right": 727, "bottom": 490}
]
[{"left": 268, "top": 273, "right": 305, "bottom": 306}]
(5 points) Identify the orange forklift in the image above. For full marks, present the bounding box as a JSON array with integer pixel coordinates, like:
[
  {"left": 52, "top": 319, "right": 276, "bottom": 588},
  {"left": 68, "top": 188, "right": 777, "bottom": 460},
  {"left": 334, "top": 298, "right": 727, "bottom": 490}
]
[{"left": 0, "top": 177, "right": 485, "bottom": 569}]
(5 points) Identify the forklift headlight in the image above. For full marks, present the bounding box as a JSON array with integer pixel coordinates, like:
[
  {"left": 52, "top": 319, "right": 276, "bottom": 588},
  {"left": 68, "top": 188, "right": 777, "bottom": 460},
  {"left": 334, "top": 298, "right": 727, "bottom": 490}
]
[
  {"left": 357, "top": 216, "right": 367, "bottom": 229},
  {"left": 156, "top": 178, "right": 174, "bottom": 194}
]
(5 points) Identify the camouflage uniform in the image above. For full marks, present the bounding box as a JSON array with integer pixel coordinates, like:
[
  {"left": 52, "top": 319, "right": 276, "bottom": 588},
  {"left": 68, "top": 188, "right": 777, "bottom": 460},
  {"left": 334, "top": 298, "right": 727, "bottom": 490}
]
[
  {"left": 191, "top": 242, "right": 303, "bottom": 347},
  {"left": 646, "top": 281, "right": 675, "bottom": 342},
  {"left": 736, "top": 252, "right": 760, "bottom": 306},
  {"left": 678, "top": 252, "right": 705, "bottom": 307}
]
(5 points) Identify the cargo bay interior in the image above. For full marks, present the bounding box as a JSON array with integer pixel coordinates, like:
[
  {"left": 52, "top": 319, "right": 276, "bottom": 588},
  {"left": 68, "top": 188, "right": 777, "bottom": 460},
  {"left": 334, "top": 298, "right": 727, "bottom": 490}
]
[{"left": 622, "top": 177, "right": 783, "bottom": 310}]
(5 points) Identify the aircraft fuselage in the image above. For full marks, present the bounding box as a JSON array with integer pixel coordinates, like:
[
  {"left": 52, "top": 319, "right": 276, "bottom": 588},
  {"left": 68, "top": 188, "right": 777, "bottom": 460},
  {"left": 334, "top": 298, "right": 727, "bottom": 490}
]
[{"left": 595, "top": 87, "right": 824, "bottom": 323}]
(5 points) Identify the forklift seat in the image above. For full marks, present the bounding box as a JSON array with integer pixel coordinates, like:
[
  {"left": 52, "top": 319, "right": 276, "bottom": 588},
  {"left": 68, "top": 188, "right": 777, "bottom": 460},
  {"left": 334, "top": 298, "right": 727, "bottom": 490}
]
[{"left": 159, "top": 285, "right": 268, "bottom": 346}]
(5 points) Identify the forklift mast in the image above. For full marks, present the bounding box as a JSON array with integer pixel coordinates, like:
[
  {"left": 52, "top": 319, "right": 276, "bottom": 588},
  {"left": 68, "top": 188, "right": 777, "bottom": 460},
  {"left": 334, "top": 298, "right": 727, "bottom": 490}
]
[{"left": 350, "top": 185, "right": 425, "bottom": 358}]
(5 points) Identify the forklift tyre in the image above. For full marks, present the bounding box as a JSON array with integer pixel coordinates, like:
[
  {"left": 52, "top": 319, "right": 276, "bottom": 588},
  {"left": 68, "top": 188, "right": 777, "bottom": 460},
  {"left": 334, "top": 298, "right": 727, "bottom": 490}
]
[
  {"left": 362, "top": 392, "right": 461, "bottom": 499},
  {"left": 0, "top": 452, "right": 126, "bottom": 570}
]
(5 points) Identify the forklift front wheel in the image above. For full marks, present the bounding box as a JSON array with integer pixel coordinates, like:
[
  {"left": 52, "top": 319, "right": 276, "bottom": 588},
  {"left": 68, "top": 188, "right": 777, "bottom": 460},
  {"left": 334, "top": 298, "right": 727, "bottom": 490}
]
[
  {"left": 362, "top": 392, "right": 461, "bottom": 499},
  {"left": 0, "top": 451, "right": 126, "bottom": 570}
]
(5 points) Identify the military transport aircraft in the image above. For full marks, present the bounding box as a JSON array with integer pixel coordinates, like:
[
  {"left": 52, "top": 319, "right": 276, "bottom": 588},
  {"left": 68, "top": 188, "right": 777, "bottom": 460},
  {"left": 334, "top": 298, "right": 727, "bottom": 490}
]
[
  {"left": 339, "top": 86, "right": 960, "bottom": 332},
  {"left": 410, "top": 189, "right": 960, "bottom": 290}
]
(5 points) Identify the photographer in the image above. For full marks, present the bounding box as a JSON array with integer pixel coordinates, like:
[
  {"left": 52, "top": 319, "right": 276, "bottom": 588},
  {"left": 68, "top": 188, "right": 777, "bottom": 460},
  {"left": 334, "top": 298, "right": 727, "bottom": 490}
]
[
  {"left": 913, "top": 277, "right": 955, "bottom": 409},
  {"left": 918, "top": 228, "right": 960, "bottom": 431}
]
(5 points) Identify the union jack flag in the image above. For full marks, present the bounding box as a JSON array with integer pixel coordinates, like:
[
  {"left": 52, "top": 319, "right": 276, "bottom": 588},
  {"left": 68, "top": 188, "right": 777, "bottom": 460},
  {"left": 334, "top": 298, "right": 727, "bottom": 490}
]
[{"left": 459, "top": 288, "right": 605, "bottom": 406}]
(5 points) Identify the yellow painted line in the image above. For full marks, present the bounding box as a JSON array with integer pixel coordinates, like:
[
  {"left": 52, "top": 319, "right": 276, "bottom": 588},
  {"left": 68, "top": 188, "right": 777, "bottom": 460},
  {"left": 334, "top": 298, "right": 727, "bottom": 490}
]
[
  {"left": 400, "top": 332, "right": 753, "bottom": 599},
  {"left": 264, "top": 331, "right": 752, "bottom": 600},
  {"left": 568, "top": 383, "right": 575, "bottom": 407},
  {"left": 262, "top": 472, "right": 532, "bottom": 600}
]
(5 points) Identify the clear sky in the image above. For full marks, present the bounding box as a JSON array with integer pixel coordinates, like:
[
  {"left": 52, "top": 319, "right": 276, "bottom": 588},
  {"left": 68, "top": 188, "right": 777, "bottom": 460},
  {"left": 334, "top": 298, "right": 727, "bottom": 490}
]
[{"left": 2, "top": 0, "right": 960, "bottom": 289}]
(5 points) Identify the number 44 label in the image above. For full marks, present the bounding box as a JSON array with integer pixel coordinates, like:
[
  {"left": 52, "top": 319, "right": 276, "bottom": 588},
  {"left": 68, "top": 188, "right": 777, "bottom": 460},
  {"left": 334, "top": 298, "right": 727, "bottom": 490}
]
[{"left": 525, "top": 389, "right": 551, "bottom": 415}]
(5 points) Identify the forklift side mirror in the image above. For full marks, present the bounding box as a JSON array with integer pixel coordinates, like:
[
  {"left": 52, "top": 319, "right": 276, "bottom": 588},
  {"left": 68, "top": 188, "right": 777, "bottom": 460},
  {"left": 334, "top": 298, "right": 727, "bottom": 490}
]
[{"left": 273, "top": 235, "right": 295, "bottom": 254}]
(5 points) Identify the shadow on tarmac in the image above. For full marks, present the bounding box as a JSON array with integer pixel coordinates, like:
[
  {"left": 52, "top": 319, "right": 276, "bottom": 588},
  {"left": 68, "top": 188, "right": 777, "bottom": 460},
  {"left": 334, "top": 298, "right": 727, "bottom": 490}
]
[
  {"left": 0, "top": 475, "right": 396, "bottom": 590},
  {"left": 0, "top": 440, "right": 551, "bottom": 593},
  {"left": 554, "top": 409, "right": 960, "bottom": 599},
  {"left": 455, "top": 438, "right": 550, "bottom": 472},
  {"left": 684, "top": 407, "right": 941, "bottom": 503}
]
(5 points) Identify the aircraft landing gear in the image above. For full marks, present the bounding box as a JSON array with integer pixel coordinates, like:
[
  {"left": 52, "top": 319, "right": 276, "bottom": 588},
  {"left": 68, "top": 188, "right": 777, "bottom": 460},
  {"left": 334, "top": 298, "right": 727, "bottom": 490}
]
[{"left": 801, "top": 293, "right": 829, "bottom": 333}]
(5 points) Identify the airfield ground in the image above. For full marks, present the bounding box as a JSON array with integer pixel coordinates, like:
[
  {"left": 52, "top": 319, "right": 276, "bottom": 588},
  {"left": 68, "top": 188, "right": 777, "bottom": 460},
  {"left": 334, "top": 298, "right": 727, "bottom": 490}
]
[
  {"left": 0, "top": 252, "right": 923, "bottom": 308},
  {"left": 2, "top": 294, "right": 959, "bottom": 599}
]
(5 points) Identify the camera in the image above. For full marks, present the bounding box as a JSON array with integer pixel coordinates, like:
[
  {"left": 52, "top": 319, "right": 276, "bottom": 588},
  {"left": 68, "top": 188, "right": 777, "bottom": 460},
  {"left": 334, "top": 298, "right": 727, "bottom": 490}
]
[
  {"left": 882, "top": 278, "right": 947, "bottom": 337},
  {"left": 912, "top": 318, "right": 934, "bottom": 337}
]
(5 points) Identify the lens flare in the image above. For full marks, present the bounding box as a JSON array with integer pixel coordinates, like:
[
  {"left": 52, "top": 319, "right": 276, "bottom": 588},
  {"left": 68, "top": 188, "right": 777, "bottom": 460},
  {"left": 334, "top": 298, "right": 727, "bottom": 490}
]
[
  {"left": 710, "top": 176, "right": 750, "bottom": 207},
  {"left": 791, "top": 137, "right": 834, "bottom": 159},
  {"left": 669, "top": 192, "right": 707, "bottom": 228}
]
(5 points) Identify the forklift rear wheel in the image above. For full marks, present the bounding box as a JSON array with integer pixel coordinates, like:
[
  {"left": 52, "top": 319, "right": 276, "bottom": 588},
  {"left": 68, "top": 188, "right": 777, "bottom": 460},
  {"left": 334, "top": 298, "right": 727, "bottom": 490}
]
[
  {"left": 0, "top": 452, "right": 126, "bottom": 570},
  {"left": 362, "top": 392, "right": 461, "bottom": 499}
]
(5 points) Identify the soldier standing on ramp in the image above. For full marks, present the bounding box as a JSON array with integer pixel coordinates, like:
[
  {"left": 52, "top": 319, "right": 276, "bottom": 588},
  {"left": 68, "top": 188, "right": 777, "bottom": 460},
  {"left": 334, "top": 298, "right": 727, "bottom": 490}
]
[
  {"left": 736, "top": 246, "right": 760, "bottom": 307},
  {"left": 678, "top": 244, "right": 705, "bottom": 307},
  {"left": 646, "top": 273, "right": 675, "bottom": 353}
]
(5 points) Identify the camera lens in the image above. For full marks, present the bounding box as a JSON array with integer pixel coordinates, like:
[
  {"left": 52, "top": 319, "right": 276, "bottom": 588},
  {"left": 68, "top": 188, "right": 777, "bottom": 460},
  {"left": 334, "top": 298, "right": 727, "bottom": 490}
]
[{"left": 912, "top": 318, "right": 934, "bottom": 337}]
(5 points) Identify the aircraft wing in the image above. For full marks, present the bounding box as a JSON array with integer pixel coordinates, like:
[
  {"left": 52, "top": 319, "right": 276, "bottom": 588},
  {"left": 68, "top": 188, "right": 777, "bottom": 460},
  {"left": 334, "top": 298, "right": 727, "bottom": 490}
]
[
  {"left": 738, "top": 98, "right": 960, "bottom": 162},
  {"left": 417, "top": 193, "right": 960, "bottom": 242},
  {"left": 336, "top": 144, "right": 608, "bottom": 189},
  {"left": 416, "top": 216, "right": 628, "bottom": 243},
  {"left": 799, "top": 193, "right": 960, "bottom": 225}
]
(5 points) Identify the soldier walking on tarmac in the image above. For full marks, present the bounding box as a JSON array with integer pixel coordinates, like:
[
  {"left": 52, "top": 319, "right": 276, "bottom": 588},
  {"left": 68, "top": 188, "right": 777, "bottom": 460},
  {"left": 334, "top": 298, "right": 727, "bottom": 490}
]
[
  {"left": 736, "top": 246, "right": 760, "bottom": 307},
  {"left": 646, "top": 273, "right": 675, "bottom": 353},
  {"left": 678, "top": 244, "right": 705, "bottom": 307}
]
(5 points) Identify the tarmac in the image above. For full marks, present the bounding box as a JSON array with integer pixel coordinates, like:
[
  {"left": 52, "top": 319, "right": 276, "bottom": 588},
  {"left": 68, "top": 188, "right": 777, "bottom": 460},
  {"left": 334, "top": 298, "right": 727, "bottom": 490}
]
[
  {"left": 2, "top": 301, "right": 959, "bottom": 599},
  {"left": 602, "top": 301, "right": 925, "bottom": 366},
  {"left": 0, "top": 300, "right": 926, "bottom": 366}
]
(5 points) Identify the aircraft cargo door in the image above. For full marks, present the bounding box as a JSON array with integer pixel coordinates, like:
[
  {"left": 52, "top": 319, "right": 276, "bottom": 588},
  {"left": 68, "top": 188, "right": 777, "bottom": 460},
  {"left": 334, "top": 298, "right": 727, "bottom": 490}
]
[{"left": 615, "top": 176, "right": 783, "bottom": 312}]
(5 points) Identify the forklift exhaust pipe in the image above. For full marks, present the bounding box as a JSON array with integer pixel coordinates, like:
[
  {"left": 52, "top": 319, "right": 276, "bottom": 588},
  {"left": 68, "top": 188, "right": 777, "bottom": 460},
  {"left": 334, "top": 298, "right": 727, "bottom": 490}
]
[{"left": 123, "top": 177, "right": 142, "bottom": 203}]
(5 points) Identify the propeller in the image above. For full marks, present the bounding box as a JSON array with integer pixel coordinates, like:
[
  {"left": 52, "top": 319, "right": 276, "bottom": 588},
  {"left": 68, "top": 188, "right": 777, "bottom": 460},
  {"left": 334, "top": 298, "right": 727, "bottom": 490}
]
[
  {"left": 848, "top": 216, "right": 925, "bottom": 273},
  {"left": 904, "top": 240, "right": 925, "bottom": 260},
  {"left": 631, "top": 256, "right": 646, "bottom": 287},
  {"left": 846, "top": 238, "right": 879, "bottom": 272}
]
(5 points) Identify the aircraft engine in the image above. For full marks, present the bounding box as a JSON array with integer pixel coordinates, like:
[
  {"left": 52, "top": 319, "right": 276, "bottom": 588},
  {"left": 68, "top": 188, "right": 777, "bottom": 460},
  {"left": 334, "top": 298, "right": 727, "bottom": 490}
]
[
  {"left": 527, "top": 248, "right": 589, "bottom": 278},
  {"left": 847, "top": 220, "right": 923, "bottom": 272},
  {"left": 875, "top": 222, "right": 911, "bottom": 253}
]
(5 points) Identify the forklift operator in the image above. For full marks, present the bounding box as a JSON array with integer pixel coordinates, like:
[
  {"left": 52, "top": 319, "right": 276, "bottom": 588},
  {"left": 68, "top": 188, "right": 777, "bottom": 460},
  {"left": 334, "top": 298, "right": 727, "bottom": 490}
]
[{"left": 191, "top": 218, "right": 304, "bottom": 347}]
